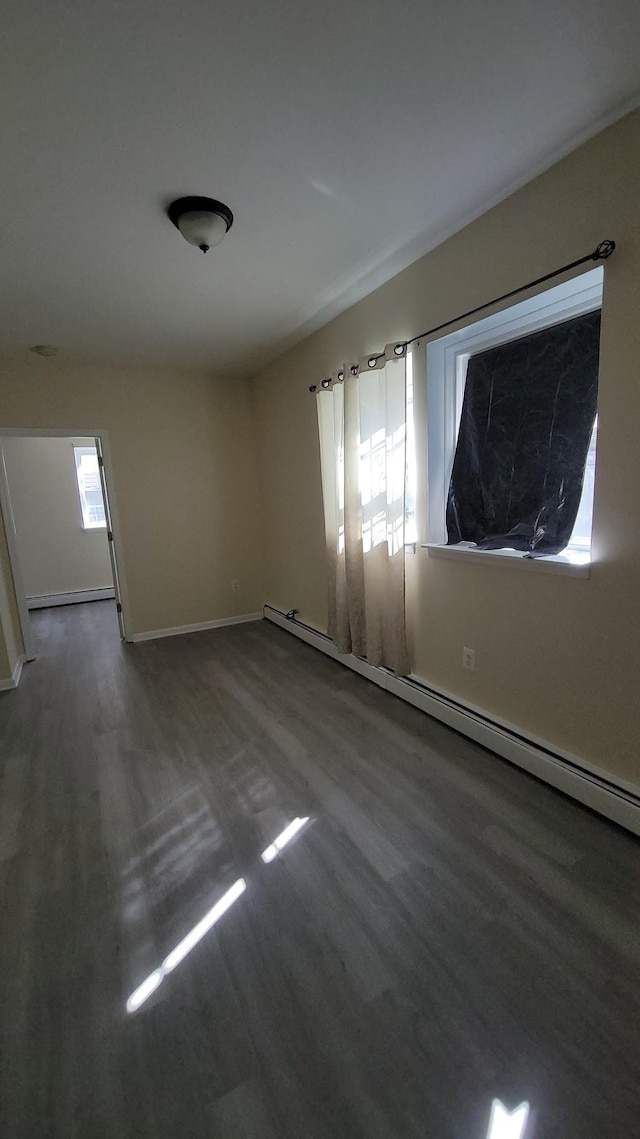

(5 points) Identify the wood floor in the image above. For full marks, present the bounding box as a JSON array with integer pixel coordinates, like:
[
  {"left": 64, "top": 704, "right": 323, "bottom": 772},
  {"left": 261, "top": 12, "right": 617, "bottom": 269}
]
[{"left": 0, "top": 602, "right": 638, "bottom": 1138}]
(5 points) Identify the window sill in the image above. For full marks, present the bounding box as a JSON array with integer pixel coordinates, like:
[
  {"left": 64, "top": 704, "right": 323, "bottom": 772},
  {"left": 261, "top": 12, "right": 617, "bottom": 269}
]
[{"left": 421, "top": 543, "right": 590, "bottom": 578}]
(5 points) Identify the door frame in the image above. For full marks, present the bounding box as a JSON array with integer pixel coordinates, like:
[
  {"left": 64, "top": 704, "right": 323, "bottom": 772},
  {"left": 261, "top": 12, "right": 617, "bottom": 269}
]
[{"left": 0, "top": 427, "right": 132, "bottom": 655}]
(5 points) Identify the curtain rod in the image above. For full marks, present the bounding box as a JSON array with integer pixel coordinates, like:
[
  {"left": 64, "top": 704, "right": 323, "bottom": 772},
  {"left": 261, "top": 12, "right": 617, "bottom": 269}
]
[{"left": 309, "top": 239, "right": 615, "bottom": 392}]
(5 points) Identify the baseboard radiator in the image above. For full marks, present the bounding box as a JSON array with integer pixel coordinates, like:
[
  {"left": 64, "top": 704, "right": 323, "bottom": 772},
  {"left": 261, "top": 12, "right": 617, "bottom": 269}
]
[{"left": 263, "top": 604, "right": 640, "bottom": 837}]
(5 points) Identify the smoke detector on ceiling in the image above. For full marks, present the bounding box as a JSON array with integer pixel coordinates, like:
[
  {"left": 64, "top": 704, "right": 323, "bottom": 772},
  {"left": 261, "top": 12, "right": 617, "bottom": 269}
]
[
  {"left": 30, "top": 344, "right": 59, "bottom": 357},
  {"left": 167, "top": 196, "right": 234, "bottom": 254}
]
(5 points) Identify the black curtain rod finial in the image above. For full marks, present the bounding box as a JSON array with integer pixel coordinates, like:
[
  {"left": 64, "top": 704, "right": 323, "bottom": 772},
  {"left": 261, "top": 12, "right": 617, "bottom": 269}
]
[{"left": 594, "top": 240, "right": 615, "bottom": 260}]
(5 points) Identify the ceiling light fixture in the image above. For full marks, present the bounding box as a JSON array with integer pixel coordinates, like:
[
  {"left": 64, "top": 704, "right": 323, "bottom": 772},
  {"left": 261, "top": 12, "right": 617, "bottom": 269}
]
[{"left": 167, "top": 196, "right": 234, "bottom": 254}]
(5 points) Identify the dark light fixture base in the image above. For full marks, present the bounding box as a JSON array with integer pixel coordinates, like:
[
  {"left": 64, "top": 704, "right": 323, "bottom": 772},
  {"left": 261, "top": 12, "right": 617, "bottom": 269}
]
[{"left": 167, "top": 196, "right": 234, "bottom": 232}]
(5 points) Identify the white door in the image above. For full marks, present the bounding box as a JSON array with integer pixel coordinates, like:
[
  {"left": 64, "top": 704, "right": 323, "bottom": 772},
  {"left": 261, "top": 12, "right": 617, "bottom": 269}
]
[{"left": 94, "top": 436, "right": 125, "bottom": 639}]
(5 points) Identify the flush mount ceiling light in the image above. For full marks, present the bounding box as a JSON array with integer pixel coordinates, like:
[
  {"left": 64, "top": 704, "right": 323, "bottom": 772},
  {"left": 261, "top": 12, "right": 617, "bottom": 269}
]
[{"left": 167, "top": 196, "right": 234, "bottom": 254}]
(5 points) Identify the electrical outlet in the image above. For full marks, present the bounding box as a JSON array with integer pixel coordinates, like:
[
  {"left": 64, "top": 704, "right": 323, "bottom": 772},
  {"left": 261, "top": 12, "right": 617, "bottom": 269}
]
[
  {"left": 231, "top": 580, "right": 240, "bottom": 592},
  {"left": 462, "top": 646, "right": 476, "bottom": 671}
]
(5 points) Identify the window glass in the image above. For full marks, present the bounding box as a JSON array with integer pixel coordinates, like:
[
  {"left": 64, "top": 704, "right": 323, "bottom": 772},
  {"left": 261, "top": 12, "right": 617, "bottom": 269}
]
[
  {"left": 447, "top": 311, "right": 600, "bottom": 556},
  {"left": 425, "top": 267, "right": 604, "bottom": 562},
  {"left": 73, "top": 446, "right": 106, "bottom": 529}
]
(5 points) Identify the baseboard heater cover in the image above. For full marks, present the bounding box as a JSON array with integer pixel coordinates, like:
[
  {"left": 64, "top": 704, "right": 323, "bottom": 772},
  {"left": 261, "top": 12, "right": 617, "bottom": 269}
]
[
  {"left": 263, "top": 604, "right": 640, "bottom": 837},
  {"left": 27, "top": 587, "right": 115, "bottom": 609}
]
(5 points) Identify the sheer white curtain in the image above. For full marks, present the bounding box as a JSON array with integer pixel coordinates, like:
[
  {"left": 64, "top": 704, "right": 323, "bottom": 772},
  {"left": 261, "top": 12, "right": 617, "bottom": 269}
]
[{"left": 316, "top": 346, "right": 410, "bottom": 675}]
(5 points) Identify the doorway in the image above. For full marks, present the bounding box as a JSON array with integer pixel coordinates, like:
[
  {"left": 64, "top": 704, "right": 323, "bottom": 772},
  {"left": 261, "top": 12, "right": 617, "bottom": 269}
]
[{"left": 0, "top": 428, "right": 129, "bottom": 663}]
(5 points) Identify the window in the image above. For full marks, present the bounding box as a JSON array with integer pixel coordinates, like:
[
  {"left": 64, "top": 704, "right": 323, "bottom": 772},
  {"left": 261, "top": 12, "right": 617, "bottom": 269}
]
[
  {"left": 73, "top": 445, "right": 106, "bottom": 529},
  {"left": 425, "top": 267, "right": 603, "bottom": 566}
]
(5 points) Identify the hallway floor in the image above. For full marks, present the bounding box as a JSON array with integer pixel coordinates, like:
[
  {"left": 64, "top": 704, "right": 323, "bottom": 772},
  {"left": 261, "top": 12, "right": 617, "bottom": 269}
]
[{"left": 0, "top": 603, "right": 638, "bottom": 1138}]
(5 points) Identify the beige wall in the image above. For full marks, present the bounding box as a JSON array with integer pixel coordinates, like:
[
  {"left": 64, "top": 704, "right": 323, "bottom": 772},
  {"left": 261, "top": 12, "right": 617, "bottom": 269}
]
[
  {"left": 0, "top": 366, "right": 265, "bottom": 646},
  {"left": 2, "top": 436, "right": 113, "bottom": 598},
  {"left": 250, "top": 109, "right": 640, "bottom": 786}
]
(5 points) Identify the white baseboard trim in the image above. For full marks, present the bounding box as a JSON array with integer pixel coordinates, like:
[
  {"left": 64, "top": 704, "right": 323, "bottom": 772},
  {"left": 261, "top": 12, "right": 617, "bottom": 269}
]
[
  {"left": 0, "top": 654, "right": 25, "bottom": 691},
  {"left": 129, "top": 612, "right": 263, "bottom": 643},
  {"left": 263, "top": 605, "right": 640, "bottom": 837},
  {"left": 27, "top": 588, "right": 115, "bottom": 609}
]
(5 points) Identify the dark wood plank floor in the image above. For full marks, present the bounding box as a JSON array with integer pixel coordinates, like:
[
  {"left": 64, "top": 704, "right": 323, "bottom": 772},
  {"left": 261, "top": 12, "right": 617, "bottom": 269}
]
[{"left": 0, "top": 602, "right": 638, "bottom": 1138}]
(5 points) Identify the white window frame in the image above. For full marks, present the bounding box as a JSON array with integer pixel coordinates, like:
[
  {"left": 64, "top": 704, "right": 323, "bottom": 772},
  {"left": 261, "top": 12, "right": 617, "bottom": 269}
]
[
  {"left": 422, "top": 266, "right": 603, "bottom": 575},
  {"left": 73, "top": 445, "right": 107, "bottom": 530}
]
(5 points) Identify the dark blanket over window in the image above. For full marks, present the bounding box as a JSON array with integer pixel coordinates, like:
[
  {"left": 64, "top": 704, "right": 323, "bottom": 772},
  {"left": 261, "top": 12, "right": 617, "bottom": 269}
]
[{"left": 446, "top": 309, "right": 601, "bottom": 556}]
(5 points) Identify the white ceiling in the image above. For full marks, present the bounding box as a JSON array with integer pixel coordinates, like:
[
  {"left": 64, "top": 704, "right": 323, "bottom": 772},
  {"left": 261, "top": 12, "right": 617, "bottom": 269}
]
[{"left": 1, "top": 0, "right": 639, "bottom": 376}]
